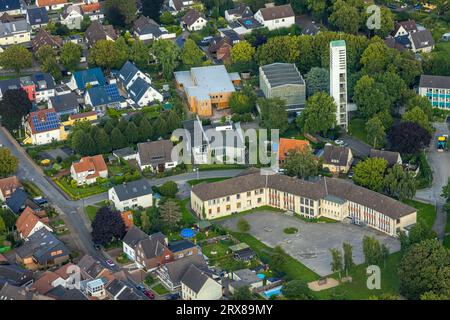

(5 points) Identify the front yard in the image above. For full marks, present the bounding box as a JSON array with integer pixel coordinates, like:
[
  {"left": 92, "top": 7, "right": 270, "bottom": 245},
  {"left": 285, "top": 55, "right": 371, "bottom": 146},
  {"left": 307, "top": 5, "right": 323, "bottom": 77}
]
[
  {"left": 54, "top": 176, "right": 110, "bottom": 200},
  {"left": 85, "top": 201, "right": 110, "bottom": 221}
]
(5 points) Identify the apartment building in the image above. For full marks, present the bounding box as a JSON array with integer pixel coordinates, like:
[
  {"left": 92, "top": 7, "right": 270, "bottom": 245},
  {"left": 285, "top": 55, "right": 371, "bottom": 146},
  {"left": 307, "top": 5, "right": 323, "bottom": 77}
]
[
  {"left": 418, "top": 75, "right": 450, "bottom": 109},
  {"left": 190, "top": 170, "right": 417, "bottom": 236}
]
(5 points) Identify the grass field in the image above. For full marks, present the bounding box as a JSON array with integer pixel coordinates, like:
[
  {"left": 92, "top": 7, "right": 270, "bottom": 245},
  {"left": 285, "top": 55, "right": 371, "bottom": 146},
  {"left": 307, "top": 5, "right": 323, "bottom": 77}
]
[
  {"left": 402, "top": 199, "right": 436, "bottom": 230},
  {"left": 85, "top": 201, "right": 109, "bottom": 221},
  {"left": 348, "top": 118, "right": 369, "bottom": 145},
  {"left": 178, "top": 198, "right": 197, "bottom": 226},
  {"left": 152, "top": 283, "right": 169, "bottom": 295},
  {"left": 54, "top": 177, "right": 109, "bottom": 200},
  {"left": 187, "top": 177, "right": 231, "bottom": 186}
]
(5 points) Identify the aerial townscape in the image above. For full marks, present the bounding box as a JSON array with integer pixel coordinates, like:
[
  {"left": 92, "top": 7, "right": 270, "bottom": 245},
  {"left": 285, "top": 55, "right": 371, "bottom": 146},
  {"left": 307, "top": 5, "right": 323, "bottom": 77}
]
[{"left": 0, "top": 0, "right": 449, "bottom": 305}]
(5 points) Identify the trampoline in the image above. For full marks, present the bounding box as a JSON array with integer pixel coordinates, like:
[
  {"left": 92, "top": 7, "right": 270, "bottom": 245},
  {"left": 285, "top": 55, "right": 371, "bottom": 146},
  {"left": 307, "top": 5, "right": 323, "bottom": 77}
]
[{"left": 180, "top": 228, "right": 195, "bottom": 239}]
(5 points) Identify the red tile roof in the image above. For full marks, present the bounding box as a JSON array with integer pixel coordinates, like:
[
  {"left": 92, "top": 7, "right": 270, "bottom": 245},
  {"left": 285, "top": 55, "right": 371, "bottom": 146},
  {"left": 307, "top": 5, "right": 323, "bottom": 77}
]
[
  {"left": 82, "top": 2, "right": 100, "bottom": 12},
  {"left": 15, "top": 206, "right": 50, "bottom": 239},
  {"left": 0, "top": 176, "right": 21, "bottom": 199},
  {"left": 121, "top": 211, "right": 134, "bottom": 230},
  {"left": 72, "top": 155, "right": 107, "bottom": 175},
  {"left": 69, "top": 111, "right": 97, "bottom": 120},
  {"left": 37, "top": 0, "right": 67, "bottom": 7},
  {"left": 278, "top": 138, "right": 310, "bottom": 162}
]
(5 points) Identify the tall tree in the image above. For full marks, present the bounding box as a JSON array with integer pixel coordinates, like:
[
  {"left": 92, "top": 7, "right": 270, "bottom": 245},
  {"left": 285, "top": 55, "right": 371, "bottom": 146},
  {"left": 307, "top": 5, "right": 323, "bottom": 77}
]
[
  {"left": 91, "top": 206, "right": 126, "bottom": 245},
  {"left": 398, "top": 239, "right": 450, "bottom": 300},
  {"left": 165, "top": 110, "right": 181, "bottom": 134},
  {"left": 259, "top": 98, "right": 288, "bottom": 134},
  {"left": 104, "top": 0, "right": 137, "bottom": 27},
  {"left": 125, "top": 121, "right": 139, "bottom": 144},
  {"left": 60, "top": 42, "right": 82, "bottom": 72},
  {"left": 237, "top": 218, "right": 251, "bottom": 233},
  {"left": 181, "top": 39, "right": 204, "bottom": 67},
  {"left": 297, "top": 92, "right": 337, "bottom": 134},
  {"left": 142, "top": 0, "right": 164, "bottom": 21},
  {"left": 0, "top": 45, "right": 32, "bottom": 75},
  {"left": 365, "top": 116, "right": 386, "bottom": 148},
  {"left": 138, "top": 117, "right": 153, "bottom": 142},
  {"left": 130, "top": 39, "right": 149, "bottom": 68},
  {"left": 93, "top": 128, "right": 112, "bottom": 154},
  {"left": 362, "top": 235, "right": 382, "bottom": 265},
  {"left": 329, "top": 0, "right": 361, "bottom": 34},
  {"left": 281, "top": 280, "right": 311, "bottom": 299},
  {"left": 229, "top": 89, "right": 256, "bottom": 114},
  {"left": 0, "top": 89, "right": 32, "bottom": 131},
  {"left": 353, "top": 75, "right": 390, "bottom": 120},
  {"left": 159, "top": 181, "right": 179, "bottom": 198},
  {"left": 151, "top": 40, "right": 180, "bottom": 79},
  {"left": 305, "top": 67, "right": 329, "bottom": 97},
  {"left": 353, "top": 157, "right": 388, "bottom": 192},
  {"left": 88, "top": 40, "right": 122, "bottom": 71},
  {"left": 0, "top": 148, "right": 18, "bottom": 177},
  {"left": 388, "top": 122, "right": 432, "bottom": 155},
  {"left": 110, "top": 127, "right": 127, "bottom": 149},
  {"left": 330, "top": 248, "right": 344, "bottom": 279},
  {"left": 159, "top": 200, "right": 181, "bottom": 231},
  {"left": 231, "top": 40, "right": 255, "bottom": 64},
  {"left": 384, "top": 164, "right": 416, "bottom": 201},
  {"left": 283, "top": 147, "right": 319, "bottom": 179},
  {"left": 402, "top": 106, "right": 433, "bottom": 134},
  {"left": 343, "top": 242, "right": 354, "bottom": 277}
]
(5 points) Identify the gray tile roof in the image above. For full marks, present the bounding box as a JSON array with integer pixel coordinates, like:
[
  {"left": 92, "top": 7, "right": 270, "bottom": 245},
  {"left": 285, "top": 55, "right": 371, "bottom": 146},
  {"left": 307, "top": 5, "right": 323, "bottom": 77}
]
[
  {"left": 163, "top": 255, "right": 207, "bottom": 286},
  {"left": 137, "top": 140, "right": 174, "bottom": 167},
  {"left": 369, "top": 149, "right": 401, "bottom": 167},
  {"left": 182, "top": 9, "right": 205, "bottom": 27},
  {"left": 258, "top": 4, "right": 294, "bottom": 21},
  {"left": 0, "top": 19, "right": 29, "bottom": 37},
  {"left": 50, "top": 92, "right": 79, "bottom": 113},
  {"left": 112, "top": 179, "right": 153, "bottom": 202},
  {"left": 192, "top": 172, "right": 417, "bottom": 219},
  {"left": 0, "top": 264, "right": 33, "bottom": 287},
  {"left": 419, "top": 75, "right": 450, "bottom": 89},
  {"left": 410, "top": 29, "right": 434, "bottom": 49},
  {"left": 180, "top": 264, "right": 210, "bottom": 293},
  {"left": 0, "top": 283, "right": 34, "bottom": 300},
  {"left": 139, "top": 232, "right": 167, "bottom": 259},
  {"left": 27, "top": 6, "right": 49, "bottom": 26},
  {"left": 118, "top": 60, "right": 139, "bottom": 88},
  {"left": 323, "top": 144, "right": 351, "bottom": 167},
  {"left": 260, "top": 63, "right": 305, "bottom": 87},
  {"left": 123, "top": 226, "right": 148, "bottom": 249}
]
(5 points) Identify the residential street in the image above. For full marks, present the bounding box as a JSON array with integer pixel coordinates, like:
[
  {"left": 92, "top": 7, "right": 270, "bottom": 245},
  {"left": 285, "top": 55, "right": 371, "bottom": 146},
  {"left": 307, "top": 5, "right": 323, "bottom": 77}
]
[
  {"left": 415, "top": 122, "right": 450, "bottom": 240},
  {"left": 0, "top": 126, "right": 242, "bottom": 293}
]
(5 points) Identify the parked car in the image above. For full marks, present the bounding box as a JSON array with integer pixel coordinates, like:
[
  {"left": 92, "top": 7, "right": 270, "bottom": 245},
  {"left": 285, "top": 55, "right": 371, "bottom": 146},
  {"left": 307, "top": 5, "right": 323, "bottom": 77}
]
[
  {"left": 33, "top": 197, "right": 48, "bottom": 205},
  {"left": 144, "top": 290, "right": 155, "bottom": 299},
  {"left": 93, "top": 244, "right": 101, "bottom": 250},
  {"left": 136, "top": 285, "right": 145, "bottom": 292},
  {"left": 167, "top": 293, "right": 180, "bottom": 300},
  {"left": 348, "top": 171, "right": 354, "bottom": 179},
  {"left": 106, "top": 259, "right": 115, "bottom": 267},
  {"left": 334, "top": 139, "right": 344, "bottom": 145}
]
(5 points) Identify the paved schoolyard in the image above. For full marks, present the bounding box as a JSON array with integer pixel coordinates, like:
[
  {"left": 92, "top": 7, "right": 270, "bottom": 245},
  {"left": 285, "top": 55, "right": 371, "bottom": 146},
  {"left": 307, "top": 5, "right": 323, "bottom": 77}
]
[{"left": 219, "top": 211, "right": 400, "bottom": 277}]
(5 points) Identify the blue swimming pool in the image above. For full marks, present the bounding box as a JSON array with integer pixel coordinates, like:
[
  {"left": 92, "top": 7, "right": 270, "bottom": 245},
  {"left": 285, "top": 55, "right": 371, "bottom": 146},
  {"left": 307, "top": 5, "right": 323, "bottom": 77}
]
[
  {"left": 263, "top": 286, "right": 282, "bottom": 299},
  {"left": 256, "top": 273, "right": 265, "bottom": 279}
]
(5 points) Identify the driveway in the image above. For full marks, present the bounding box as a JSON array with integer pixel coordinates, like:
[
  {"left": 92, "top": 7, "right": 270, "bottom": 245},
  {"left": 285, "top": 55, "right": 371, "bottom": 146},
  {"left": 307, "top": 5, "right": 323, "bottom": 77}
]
[
  {"left": 219, "top": 211, "right": 400, "bottom": 277},
  {"left": 415, "top": 122, "right": 450, "bottom": 239},
  {"left": 341, "top": 133, "right": 372, "bottom": 158}
]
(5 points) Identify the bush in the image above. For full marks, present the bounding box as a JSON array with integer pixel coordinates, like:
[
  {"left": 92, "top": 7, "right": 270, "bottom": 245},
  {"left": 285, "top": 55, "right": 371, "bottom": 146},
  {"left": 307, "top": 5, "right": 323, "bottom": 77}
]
[{"left": 159, "top": 181, "right": 179, "bottom": 198}]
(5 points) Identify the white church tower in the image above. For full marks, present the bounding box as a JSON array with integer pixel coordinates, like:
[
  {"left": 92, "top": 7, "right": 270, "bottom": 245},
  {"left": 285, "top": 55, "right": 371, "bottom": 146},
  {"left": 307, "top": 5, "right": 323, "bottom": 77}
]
[{"left": 329, "top": 40, "right": 348, "bottom": 131}]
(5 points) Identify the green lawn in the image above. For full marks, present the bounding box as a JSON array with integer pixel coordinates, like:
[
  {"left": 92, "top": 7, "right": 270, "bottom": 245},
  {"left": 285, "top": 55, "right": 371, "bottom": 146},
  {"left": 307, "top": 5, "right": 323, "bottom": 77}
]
[
  {"left": 313, "top": 252, "right": 402, "bottom": 300},
  {"left": 230, "top": 231, "right": 319, "bottom": 282},
  {"left": 85, "top": 200, "right": 109, "bottom": 221},
  {"left": 54, "top": 177, "right": 109, "bottom": 200},
  {"left": 187, "top": 177, "right": 231, "bottom": 186},
  {"left": 210, "top": 206, "right": 285, "bottom": 222},
  {"left": 348, "top": 118, "right": 369, "bottom": 145},
  {"left": 198, "top": 163, "right": 247, "bottom": 171},
  {"left": 402, "top": 199, "right": 436, "bottom": 230},
  {"left": 152, "top": 283, "right": 169, "bottom": 295},
  {"left": 178, "top": 198, "right": 197, "bottom": 226}
]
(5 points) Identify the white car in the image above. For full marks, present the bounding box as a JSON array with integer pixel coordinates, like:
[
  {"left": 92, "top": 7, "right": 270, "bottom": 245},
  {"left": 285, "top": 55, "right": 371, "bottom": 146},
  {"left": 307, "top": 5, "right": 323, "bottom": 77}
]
[
  {"left": 334, "top": 139, "right": 344, "bottom": 145},
  {"left": 106, "top": 259, "right": 115, "bottom": 267}
]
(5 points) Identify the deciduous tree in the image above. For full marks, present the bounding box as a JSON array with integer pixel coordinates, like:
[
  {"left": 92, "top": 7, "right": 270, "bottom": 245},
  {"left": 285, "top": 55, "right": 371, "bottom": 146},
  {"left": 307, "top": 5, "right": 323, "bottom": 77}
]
[
  {"left": 365, "top": 116, "right": 386, "bottom": 148},
  {"left": 283, "top": 147, "right": 318, "bottom": 179},
  {"left": 0, "top": 45, "right": 32, "bottom": 75},
  {"left": 384, "top": 164, "right": 416, "bottom": 201},
  {"left": 231, "top": 40, "right": 255, "bottom": 64},
  {"left": 353, "top": 157, "right": 387, "bottom": 192},
  {"left": 388, "top": 121, "right": 432, "bottom": 155},
  {"left": 297, "top": 92, "right": 337, "bottom": 134},
  {"left": 60, "top": 42, "right": 82, "bottom": 72},
  {"left": 181, "top": 39, "right": 204, "bottom": 67},
  {"left": 305, "top": 67, "right": 329, "bottom": 97},
  {"left": 0, "top": 89, "right": 32, "bottom": 131},
  {"left": 91, "top": 206, "right": 126, "bottom": 245},
  {"left": 0, "top": 148, "right": 18, "bottom": 177}
]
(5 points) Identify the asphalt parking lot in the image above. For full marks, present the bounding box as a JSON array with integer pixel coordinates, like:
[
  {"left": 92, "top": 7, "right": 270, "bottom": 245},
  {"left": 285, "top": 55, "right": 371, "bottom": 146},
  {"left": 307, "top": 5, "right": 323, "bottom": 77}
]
[{"left": 219, "top": 211, "right": 400, "bottom": 276}]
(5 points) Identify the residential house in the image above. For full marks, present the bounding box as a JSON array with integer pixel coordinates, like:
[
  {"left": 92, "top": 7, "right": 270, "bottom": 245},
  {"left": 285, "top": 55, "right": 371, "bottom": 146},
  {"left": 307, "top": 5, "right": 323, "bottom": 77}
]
[
  {"left": 106, "top": 279, "right": 142, "bottom": 300},
  {"left": 45, "top": 285, "right": 87, "bottom": 300},
  {"left": 15, "top": 228, "right": 70, "bottom": 270},
  {"left": 122, "top": 226, "right": 148, "bottom": 261},
  {"left": 296, "top": 15, "right": 320, "bottom": 36},
  {"left": 70, "top": 154, "right": 108, "bottom": 186},
  {"left": 133, "top": 16, "right": 175, "bottom": 43},
  {"left": 278, "top": 138, "right": 310, "bottom": 165},
  {"left": 260, "top": 63, "right": 306, "bottom": 112},
  {"left": 0, "top": 283, "right": 41, "bottom": 300},
  {"left": 0, "top": 19, "right": 31, "bottom": 46},
  {"left": 156, "top": 254, "right": 207, "bottom": 292},
  {"left": 419, "top": 74, "right": 450, "bottom": 108},
  {"left": 225, "top": 4, "right": 253, "bottom": 22},
  {"left": 15, "top": 206, "right": 52, "bottom": 240},
  {"left": 190, "top": 169, "right": 417, "bottom": 236},
  {"left": 409, "top": 29, "right": 435, "bottom": 53},
  {"left": 31, "top": 271, "right": 61, "bottom": 295},
  {"left": 77, "top": 255, "right": 112, "bottom": 280},
  {"left": 128, "top": 77, "right": 163, "bottom": 107},
  {"left": 6, "top": 189, "right": 39, "bottom": 214},
  {"left": 254, "top": 4, "right": 295, "bottom": 31},
  {"left": 0, "top": 175, "right": 21, "bottom": 202},
  {"left": 229, "top": 269, "right": 263, "bottom": 294},
  {"left": 84, "top": 83, "right": 125, "bottom": 112},
  {"left": 208, "top": 36, "right": 232, "bottom": 63},
  {"left": 169, "top": 239, "right": 198, "bottom": 260},
  {"left": 136, "top": 140, "right": 176, "bottom": 172},
  {"left": 32, "top": 28, "right": 63, "bottom": 53},
  {"left": 84, "top": 21, "right": 117, "bottom": 46},
  {"left": 60, "top": 4, "right": 83, "bottom": 30},
  {"left": 322, "top": 144, "right": 353, "bottom": 174},
  {"left": 0, "top": 0, "right": 22, "bottom": 16},
  {"left": 134, "top": 232, "right": 172, "bottom": 270},
  {"left": 80, "top": 277, "right": 108, "bottom": 299},
  {"left": 31, "top": 73, "right": 56, "bottom": 102},
  {"left": 169, "top": 0, "right": 195, "bottom": 14},
  {"left": 36, "top": 0, "right": 67, "bottom": 11},
  {"left": 117, "top": 60, "right": 152, "bottom": 90},
  {"left": 81, "top": 2, "right": 104, "bottom": 22},
  {"left": 181, "top": 9, "right": 207, "bottom": 31},
  {"left": 26, "top": 6, "right": 49, "bottom": 30},
  {"left": 68, "top": 67, "right": 106, "bottom": 92},
  {"left": 108, "top": 179, "right": 153, "bottom": 211},
  {"left": 181, "top": 116, "right": 246, "bottom": 164},
  {"left": 228, "top": 16, "right": 263, "bottom": 36},
  {"left": 393, "top": 20, "right": 417, "bottom": 38},
  {"left": 181, "top": 264, "right": 222, "bottom": 300},
  {"left": 48, "top": 92, "right": 80, "bottom": 117},
  {"left": 24, "top": 108, "right": 62, "bottom": 145},
  {"left": 0, "top": 264, "right": 33, "bottom": 287},
  {"left": 174, "top": 65, "right": 240, "bottom": 117},
  {"left": 369, "top": 149, "right": 402, "bottom": 167}
]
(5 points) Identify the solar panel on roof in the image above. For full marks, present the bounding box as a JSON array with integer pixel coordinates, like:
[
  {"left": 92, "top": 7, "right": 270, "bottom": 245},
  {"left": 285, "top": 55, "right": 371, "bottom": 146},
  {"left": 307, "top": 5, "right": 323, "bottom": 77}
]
[
  {"left": 104, "top": 84, "right": 120, "bottom": 101},
  {"left": 32, "top": 112, "right": 60, "bottom": 132}
]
